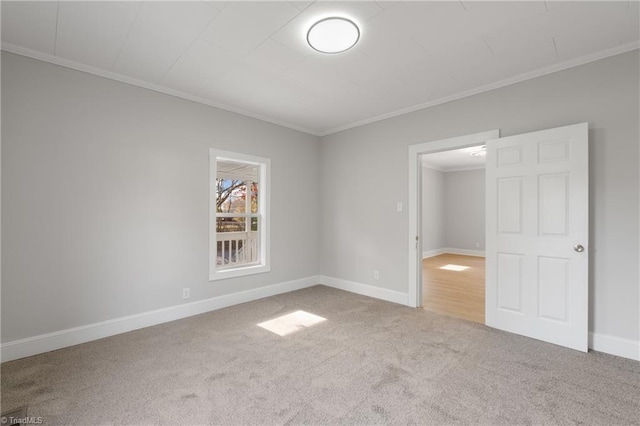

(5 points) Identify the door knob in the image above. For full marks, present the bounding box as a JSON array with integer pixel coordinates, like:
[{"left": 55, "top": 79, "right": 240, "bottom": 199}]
[{"left": 574, "top": 244, "right": 585, "bottom": 253}]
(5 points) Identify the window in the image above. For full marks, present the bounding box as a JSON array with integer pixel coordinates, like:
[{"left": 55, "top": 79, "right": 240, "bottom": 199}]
[{"left": 209, "top": 149, "right": 270, "bottom": 280}]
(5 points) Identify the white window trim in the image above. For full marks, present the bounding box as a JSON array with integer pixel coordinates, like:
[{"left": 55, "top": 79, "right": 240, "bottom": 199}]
[{"left": 209, "top": 149, "right": 271, "bottom": 281}]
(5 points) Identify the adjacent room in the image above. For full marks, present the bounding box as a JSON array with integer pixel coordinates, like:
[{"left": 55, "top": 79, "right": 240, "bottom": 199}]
[
  {"left": 421, "top": 146, "right": 486, "bottom": 324},
  {"left": 2, "top": 1, "right": 639, "bottom": 425}
]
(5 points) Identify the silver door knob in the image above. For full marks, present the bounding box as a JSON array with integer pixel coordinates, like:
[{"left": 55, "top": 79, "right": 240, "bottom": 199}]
[{"left": 574, "top": 244, "right": 585, "bottom": 253}]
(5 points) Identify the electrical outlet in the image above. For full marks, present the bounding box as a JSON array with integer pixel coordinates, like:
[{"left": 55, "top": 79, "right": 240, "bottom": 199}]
[
  {"left": 396, "top": 202, "right": 403, "bottom": 212},
  {"left": 182, "top": 288, "right": 190, "bottom": 299},
  {"left": 373, "top": 270, "right": 380, "bottom": 280},
  {"left": 475, "top": 242, "right": 480, "bottom": 248}
]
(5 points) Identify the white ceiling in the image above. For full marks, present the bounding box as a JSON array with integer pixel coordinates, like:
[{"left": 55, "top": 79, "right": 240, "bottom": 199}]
[
  {"left": 2, "top": 1, "right": 639, "bottom": 136},
  {"left": 422, "top": 145, "right": 486, "bottom": 171}
]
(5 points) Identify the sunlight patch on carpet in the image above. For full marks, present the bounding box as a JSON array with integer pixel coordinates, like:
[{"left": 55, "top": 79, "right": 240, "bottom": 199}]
[
  {"left": 257, "top": 310, "right": 327, "bottom": 336},
  {"left": 440, "top": 264, "right": 470, "bottom": 271}
]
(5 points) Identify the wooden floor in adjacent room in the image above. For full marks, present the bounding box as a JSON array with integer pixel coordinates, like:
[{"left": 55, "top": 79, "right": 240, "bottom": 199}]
[{"left": 423, "top": 253, "right": 485, "bottom": 324}]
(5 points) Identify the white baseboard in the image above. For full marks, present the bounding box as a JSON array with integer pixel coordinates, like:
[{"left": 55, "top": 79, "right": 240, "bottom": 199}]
[
  {"left": 589, "top": 332, "right": 640, "bottom": 361},
  {"left": 444, "top": 248, "right": 485, "bottom": 257},
  {"left": 422, "top": 248, "right": 446, "bottom": 258},
  {"left": 4, "top": 275, "right": 636, "bottom": 363},
  {"left": 319, "top": 276, "right": 409, "bottom": 306},
  {"left": 422, "top": 248, "right": 485, "bottom": 258},
  {"left": 1, "top": 276, "right": 320, "bottom": 362}
]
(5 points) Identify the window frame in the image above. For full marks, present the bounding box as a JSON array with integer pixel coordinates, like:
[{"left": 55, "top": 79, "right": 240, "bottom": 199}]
[{"left": 209, "top": 149, "right": 270, "bottom": 281}]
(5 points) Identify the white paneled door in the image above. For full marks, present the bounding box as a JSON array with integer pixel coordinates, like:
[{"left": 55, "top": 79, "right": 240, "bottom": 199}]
[{"left": 485, "top": 123, "right": 589, "bottom": 352}]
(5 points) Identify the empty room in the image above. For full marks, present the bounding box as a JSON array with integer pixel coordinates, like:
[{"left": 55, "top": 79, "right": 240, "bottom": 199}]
[
  {"left": 421, "top": 146, "right": 487, "bottom": 324},
  {"left": 2, "top": 1, "right": 639, "bottom": 425}
]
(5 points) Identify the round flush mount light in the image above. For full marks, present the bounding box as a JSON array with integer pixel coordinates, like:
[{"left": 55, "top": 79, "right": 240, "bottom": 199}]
[
  {"left": 307, "top": 17, "right": 360, "bottom": 54},
  {"left": 469, "top": 145, "right": 487, "bottom": 158}
]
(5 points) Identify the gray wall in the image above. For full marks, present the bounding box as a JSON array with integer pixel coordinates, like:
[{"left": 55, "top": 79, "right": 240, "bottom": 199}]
[
  {"left": 420, "top": 167, "right": 445, "bottom": 252},
  {"left": 421, "top": 167, "right": 485, "bottom": 253},
  {"left": 1, "top": 53, "right": 321, "bottom": 342},
  {"left": 444, "top": 169, "right": 485, "bottom": 251},
  {"left": 321, "top": 51, "right": 639, "bottom": 342},
  {"left": 3, "top": 50, "right": 639, "bottom": 347}
]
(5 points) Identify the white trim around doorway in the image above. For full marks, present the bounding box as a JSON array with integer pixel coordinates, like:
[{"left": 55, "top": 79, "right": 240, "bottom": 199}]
[{"left": 407, "top": 130, "right": 500, "bottom": 308}]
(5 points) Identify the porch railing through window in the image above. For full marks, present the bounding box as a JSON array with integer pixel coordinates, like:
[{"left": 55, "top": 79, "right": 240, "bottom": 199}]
[{"left": 216, "top": 231, "right": 259, "bottom": 267}]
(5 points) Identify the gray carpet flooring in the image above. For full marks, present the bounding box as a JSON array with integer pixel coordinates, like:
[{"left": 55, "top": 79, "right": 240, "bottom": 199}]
[{"left": 2, "top": 285, "right": 639, "bottom": 425}]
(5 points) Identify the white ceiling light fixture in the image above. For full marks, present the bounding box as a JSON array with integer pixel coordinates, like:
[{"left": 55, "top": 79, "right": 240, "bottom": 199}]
[
  {"left": 469, "top": 145, "right": 487, "bottom": 158},
  {"left": 307, "top": 17, "right": 360, "bottom": 54}
]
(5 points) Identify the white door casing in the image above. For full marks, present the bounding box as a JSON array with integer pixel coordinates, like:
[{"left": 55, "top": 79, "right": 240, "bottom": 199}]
[
  {"left": 485, "top": 123, "right": 589, "bottom": 352},
  {"left": 408, "top": 130, "right": 500, "bottom": 308}
]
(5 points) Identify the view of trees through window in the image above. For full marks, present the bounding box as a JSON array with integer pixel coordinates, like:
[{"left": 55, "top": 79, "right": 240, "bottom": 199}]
[{"left": 215, "top": 178, "right": 259, "bottom": 233}]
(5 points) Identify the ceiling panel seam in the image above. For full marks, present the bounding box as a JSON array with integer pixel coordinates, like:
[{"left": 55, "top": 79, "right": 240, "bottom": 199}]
[
  {"left": 159, "top": 6, "right": 222, "bottom": 82},
  {"left": 110, "top": 2, "right": 144, "bottom": 72}
]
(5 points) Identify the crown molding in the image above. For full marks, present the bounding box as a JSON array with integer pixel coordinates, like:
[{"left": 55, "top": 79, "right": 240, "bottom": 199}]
[
  {"left": 1, "top": 42, "right": 322, "bottom": 137},
  {"left": 319, "top": 41, "right": 640, "bottom": 137},
  {"left": 3, "top": 41, "right": 638, "bottom": 139}
]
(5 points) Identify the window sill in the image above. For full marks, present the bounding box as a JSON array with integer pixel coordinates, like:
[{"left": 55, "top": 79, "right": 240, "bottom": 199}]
[{"left": 209, "top": 263, "right": 270, "bottom": 281}]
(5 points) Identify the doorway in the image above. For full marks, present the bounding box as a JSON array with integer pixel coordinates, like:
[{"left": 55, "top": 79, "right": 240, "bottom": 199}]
[
  {"left": 408, "top": 124, "right": 589, "bottom": 352},
  {"left": 407, "top": 130, "right": 499, "bottom": 310},
  {"left": 420, "top": 145, "right": 487, "bottom": 323}
]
